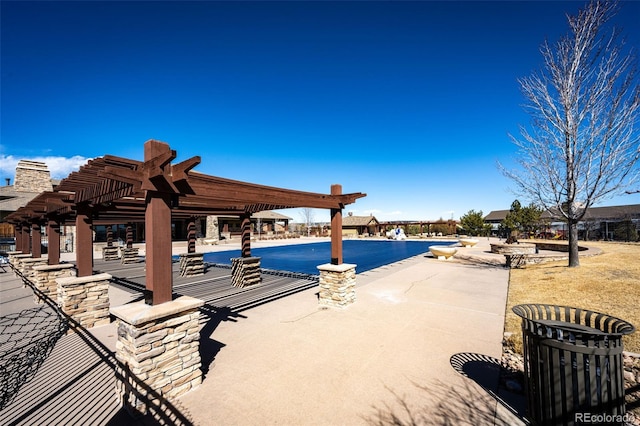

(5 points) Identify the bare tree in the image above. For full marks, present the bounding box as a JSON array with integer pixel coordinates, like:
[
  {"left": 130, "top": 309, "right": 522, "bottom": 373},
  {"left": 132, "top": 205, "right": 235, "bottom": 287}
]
[
  {"left": 500, "top": 0, "right": 640, "bottom": 267},
  {"left": 300, "top": 208, "right": 314, "bottom": 237}
]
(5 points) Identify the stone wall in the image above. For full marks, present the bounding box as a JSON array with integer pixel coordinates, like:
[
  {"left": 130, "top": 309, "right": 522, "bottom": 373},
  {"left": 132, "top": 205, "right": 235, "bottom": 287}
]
[
  {"left": 32, "top": 264, "right": 77, "bottom": 303},
  {"left": 231, "top": 257, "right": 261, "bottom": 287},
  {"left": 56, "top": 273, "right": 111, "bottom": 329},
  {"left": 317, "top": 263, "right": 357, "bottom": 308},
  {"left": 110, "top": 296, "right": 204, "bottom": 416},
  {"left": 205, "top": 216, "right": 219, "bottom": 240},
  {"left": 490, "top": 243, "right": 536, "bottom": 255}
]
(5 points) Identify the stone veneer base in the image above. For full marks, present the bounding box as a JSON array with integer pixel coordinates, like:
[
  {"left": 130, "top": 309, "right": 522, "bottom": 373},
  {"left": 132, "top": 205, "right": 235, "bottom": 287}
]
[
  {"left": 231, "top": 257, "right": 261, "bottom": 287},
  {"left": 110, "top": 296, "right": 204, "bottom": 416},
  {"left": 32, "top": 263, "right": 77, "bottom": 304},
  {"left": 179, "top": 253, "right": 205, "bottom": 277},
  {"left": 56, "top": 273, "right": 111, "bottom": 330},
  {"left": 317, "top": 263, "right": 357, "bottom": 308}
]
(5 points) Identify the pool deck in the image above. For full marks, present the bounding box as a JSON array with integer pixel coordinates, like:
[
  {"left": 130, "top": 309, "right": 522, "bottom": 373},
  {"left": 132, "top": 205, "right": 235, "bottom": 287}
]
[{"left": 1, "top": 237, "right": 527, "bottom": 425}]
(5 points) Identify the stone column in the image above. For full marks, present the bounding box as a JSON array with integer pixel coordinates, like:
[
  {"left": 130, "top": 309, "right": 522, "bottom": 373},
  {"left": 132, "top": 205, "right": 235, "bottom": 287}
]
[
  {"left": 317, "top": 263, "right": 357, "bottom": 308},
  {"left": 18, "top": 257, "right": 49, "bottom": 279},
  {"left": 110, "top": 296, "right": 204, "bottom": 416},
  {"left": 179, "top": 252, "right": 204, "bottom": 277},
  {"left": 32, "top": 263, "right": 77, "bottom": 304},
  {"left": 56, "top": 273, "right": 111, "bottom": 329},
  {"left": 231, "top": 257, "right": 261, "bottom": 288},
  {"left": 121, "top": 247, "right": 140, "bottom": 264},
  {"left": 102, "top": 225, "right": 120, "bottom": 260}
]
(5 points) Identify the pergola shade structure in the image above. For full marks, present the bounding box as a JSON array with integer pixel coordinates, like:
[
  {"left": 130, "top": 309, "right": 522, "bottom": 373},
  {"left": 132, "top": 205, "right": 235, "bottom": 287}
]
[{"left": 4, "top": 140, "right": 366, "bottom": 305}]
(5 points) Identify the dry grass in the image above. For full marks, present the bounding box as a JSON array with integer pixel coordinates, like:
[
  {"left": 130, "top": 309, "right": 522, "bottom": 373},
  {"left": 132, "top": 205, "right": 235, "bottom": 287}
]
[{"left": 504, "top": 241, "right": 640, "bottom": 354}]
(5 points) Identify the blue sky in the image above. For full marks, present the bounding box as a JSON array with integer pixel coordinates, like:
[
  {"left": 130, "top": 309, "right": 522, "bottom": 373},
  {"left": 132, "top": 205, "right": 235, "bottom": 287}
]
[{"left": 2, "top": 1, "right": 639, "bottom": 222}]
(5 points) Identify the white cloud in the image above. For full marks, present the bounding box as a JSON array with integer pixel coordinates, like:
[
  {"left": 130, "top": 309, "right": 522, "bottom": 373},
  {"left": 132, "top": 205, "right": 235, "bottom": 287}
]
[{"left": 0, "top": 155, "right": 91, "bottom": 180}]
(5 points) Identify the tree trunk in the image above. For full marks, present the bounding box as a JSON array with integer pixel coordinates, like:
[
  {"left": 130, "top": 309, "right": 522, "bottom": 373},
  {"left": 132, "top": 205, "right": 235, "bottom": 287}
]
[{"left": 568, "top": 219, "right": 580, "bottom": 267}]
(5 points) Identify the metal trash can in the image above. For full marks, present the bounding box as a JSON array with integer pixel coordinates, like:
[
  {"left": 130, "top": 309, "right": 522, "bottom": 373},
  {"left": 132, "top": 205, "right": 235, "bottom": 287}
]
[{"left": 512, "top": 304, "right": 635, "bottom": 426}]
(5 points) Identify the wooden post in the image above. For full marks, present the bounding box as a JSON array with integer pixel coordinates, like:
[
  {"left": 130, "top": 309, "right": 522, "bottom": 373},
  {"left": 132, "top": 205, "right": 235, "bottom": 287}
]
[
  {"left": 22, "top": 223, "right": 31, "bottom": 254},
  {"left": 47, "top": 218, "right": 61, "bottom": 265},
  {"left": 241, "top": 213, "right": 251, "bottom": 258},
  {"left": 76, "top": 204, "right": 94, "bottom": 277},
  {"left": 126, "top": 224, "right": 133, "bottom": 248},
  {"left": 31, "top": 222, "right": 42, "bottom": 258},
  {"left": 188, "top": 219, "right": 196, "bottom": 254},
  {"left": 330, "top": 184, "right": 343, "bottom": 265},
  {"left": 145, "top": 192, "right": 173, "bottom": 304},
  {"left": 106, "top": 225, "right": 114, "bottom": 247},
  {"left": 15, "top": 224, "right": 22, "bottom": 252},
  {"left": 144, "top": 140, "right": 175, "bottom": 305}
]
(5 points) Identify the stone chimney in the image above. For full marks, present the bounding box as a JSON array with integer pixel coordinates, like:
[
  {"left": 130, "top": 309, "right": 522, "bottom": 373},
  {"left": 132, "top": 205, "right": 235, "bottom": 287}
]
[{"left": 14, "top": 160, "right": 53, "bottom": 192}]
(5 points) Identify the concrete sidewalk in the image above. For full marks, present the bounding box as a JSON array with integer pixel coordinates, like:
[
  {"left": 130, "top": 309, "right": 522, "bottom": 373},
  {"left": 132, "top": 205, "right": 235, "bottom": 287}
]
[{"left": 179, "top": 240, "right": 525, "bottom": 425}]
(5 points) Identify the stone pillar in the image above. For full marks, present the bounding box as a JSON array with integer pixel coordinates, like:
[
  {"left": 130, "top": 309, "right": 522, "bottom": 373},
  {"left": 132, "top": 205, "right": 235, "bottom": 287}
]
[
  {"left": 231, "top": 257, "right": 261, "bottom": 288},
  {"left": 32, "top": 264, "right": 77, "bottom": 303},
  {"left": 110, "top": 296, "right": 204, "bottom": 416},
  {"left": 11, "top": 253, "right": 32, "bottom": 277},
  {"left": 56, "top": 273, "right": 111, "bottom": 329},
  {"left": 8, "top": 252, "right": 28, "bottom": 267},
  {"left": 121, "top": 247, "right": 140, "bottom": 264},
  {"left": 18, "top": 257, "right": 49, "bottom": 279},
  {"left": 102, "top": 246, "right": 120, "bottom": 261},
  {"left": 205, "top": 216, "right": 218, "bottom": 240},
  {"left": 317, "top": 263, "right": 357, "bottom": 308},
  {"left": 179, "top": 252, "right": 204, "bottom": 277}
]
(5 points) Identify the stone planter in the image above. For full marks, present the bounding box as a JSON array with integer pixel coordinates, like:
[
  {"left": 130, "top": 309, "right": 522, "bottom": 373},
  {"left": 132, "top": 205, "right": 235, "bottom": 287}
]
[{"left": 490, "top": 243, "right": 536, "bottom": 255}]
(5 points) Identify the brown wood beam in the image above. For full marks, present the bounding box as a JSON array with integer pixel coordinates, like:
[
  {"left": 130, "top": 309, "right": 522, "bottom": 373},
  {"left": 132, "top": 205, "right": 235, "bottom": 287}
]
[
  {"left": 31, "top": 222, "right": 42, "bottom": 258},
  {"left": 21, "top": 224, "right": 30, "bottom": 254},
  {"left": 126, "top": 224, "right": 133, "bottom": 248},
  {"left": 76, "top": 204, "right": 94, "bottom": 277},
  {"left": 15, "top": 225, "right": 22, "bottom": 252},
  {"left": 241, "top": 213, "right": 251, "bottom": 257},
  {"left": 330, "top": 184, "right": 343, "bottom": 265},
  {"left": 47, "top": 219, "right": 61, "bottom": 265},
  {"left": 144, "top": 140, "right": 175, "bottom": 305},
  {"left": 188, "top": 219, "right": 196, "bottom": 253}
]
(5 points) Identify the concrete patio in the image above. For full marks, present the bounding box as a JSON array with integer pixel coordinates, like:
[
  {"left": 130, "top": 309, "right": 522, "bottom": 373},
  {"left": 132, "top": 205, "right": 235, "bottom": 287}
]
[{"left": 0, "top": 237, "right": 527, "bottom": 425}]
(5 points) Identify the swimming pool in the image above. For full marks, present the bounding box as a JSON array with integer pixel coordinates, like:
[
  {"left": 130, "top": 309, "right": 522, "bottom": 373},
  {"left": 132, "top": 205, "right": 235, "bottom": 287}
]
[{"left": 201, "top": 240, "right": 457, "bottom": 275}]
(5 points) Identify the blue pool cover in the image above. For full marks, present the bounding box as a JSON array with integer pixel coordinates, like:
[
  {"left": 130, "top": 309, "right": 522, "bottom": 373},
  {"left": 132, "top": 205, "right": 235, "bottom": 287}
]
[{"left": 201, "top": 240, "right": 456, "bottom": 275}]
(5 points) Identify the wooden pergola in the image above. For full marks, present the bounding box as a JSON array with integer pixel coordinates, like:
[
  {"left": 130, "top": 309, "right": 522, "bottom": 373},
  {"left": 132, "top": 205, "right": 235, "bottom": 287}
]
[{"left": 5, "top": 140, "right": 365, "bottom": 305}]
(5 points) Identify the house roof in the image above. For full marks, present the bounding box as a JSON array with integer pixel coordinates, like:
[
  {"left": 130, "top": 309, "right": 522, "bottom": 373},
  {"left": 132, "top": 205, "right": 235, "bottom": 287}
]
[
  {"left": 484, "top": 204, "right": 640, "bottom": 223},
  {"left": 483, "top": 210, "right": 510, "bottom": 222},
  {"left": 342, "top": 215, "right": 379, "bottom": 227},
  {"left": 0, "top": 186, "right": 42, "bottom": 216}
]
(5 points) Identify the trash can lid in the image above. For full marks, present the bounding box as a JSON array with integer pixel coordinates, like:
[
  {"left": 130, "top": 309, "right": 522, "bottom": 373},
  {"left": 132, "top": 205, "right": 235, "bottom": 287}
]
[{"left": 512, "top": 303, "right": 635, "bottom": 336}]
